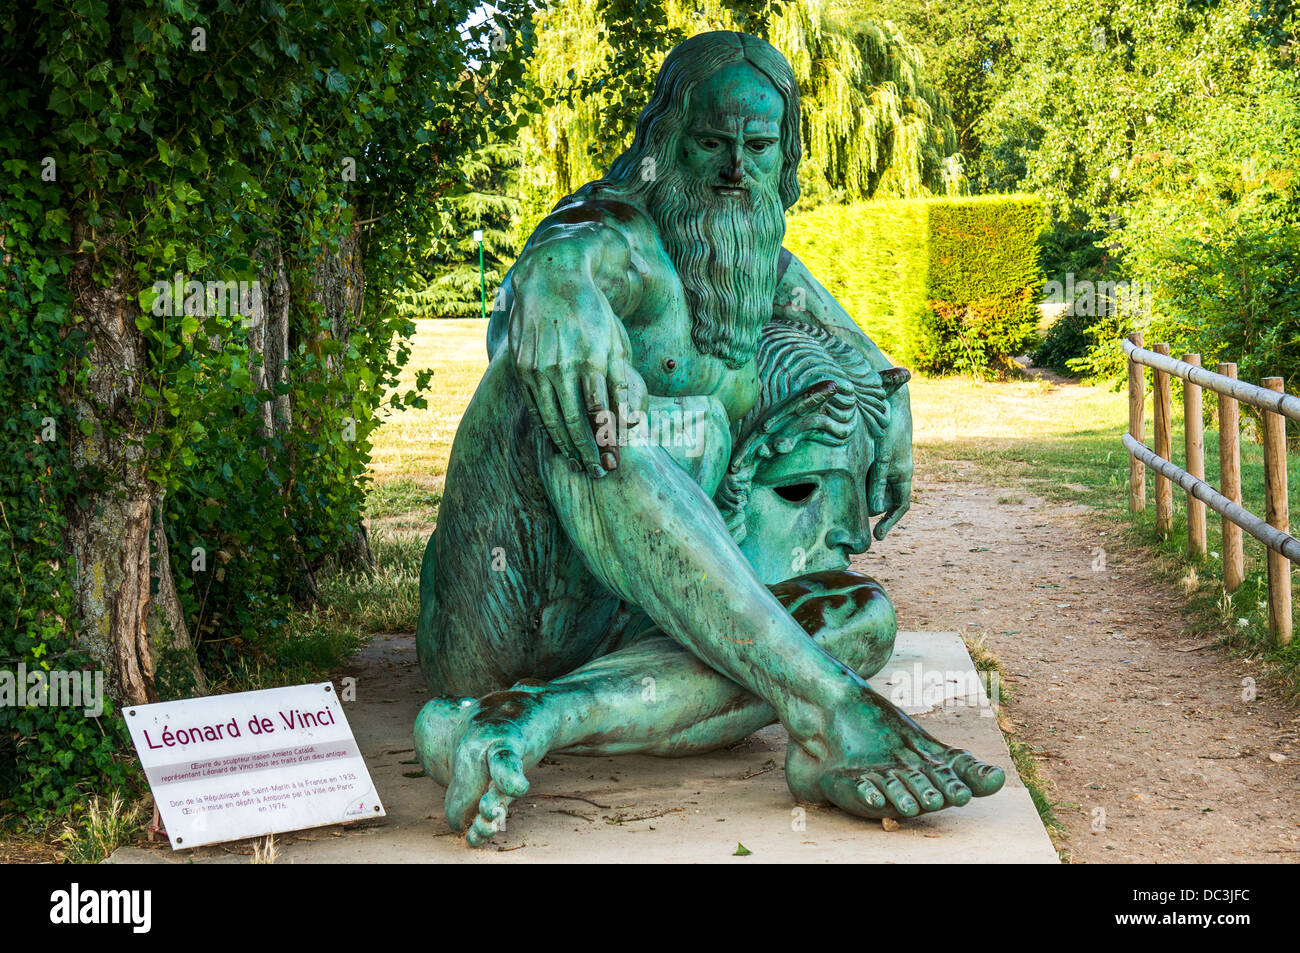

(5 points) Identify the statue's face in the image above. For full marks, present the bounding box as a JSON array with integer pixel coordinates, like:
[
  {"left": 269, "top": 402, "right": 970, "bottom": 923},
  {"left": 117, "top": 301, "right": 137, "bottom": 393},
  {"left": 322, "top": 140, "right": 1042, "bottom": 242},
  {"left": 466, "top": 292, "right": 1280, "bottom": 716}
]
[
  {"left": 678, "top": 61, "right": 784, "bottom": 201},
  {"left": 736, "top": 424, "right": 875, "bottom": 585}
]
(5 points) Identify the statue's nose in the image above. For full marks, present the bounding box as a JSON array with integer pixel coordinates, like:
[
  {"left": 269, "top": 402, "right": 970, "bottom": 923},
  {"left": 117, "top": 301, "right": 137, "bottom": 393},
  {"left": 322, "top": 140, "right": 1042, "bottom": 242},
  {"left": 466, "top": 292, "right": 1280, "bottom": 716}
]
[
  {"left": 827, "top": 525, "right": 869, "bottom": 556},
  {"left": 826, "top": 481, "right": 873, "bottom": 554},
  {"left": 722, "top": 150, "right": 744, "bottom": 184}
]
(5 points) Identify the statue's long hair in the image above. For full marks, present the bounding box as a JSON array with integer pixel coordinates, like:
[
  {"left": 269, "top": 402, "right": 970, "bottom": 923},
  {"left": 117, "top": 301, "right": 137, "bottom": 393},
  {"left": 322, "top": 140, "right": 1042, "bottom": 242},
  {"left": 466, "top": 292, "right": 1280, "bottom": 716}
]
[{"left": 578, "top": 30, "right": 803, "bottom": 211}]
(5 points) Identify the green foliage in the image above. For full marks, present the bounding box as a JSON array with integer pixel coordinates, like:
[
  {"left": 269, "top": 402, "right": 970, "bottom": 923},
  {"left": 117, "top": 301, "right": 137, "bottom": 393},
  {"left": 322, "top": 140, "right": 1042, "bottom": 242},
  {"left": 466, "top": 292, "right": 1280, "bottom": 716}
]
[
  {"left": 976, "top": 0, "right": 1298, "bottom": 384},
  {"left": 915, "top": 196, "right": 1044, "bottom": 378},
  {"left": 785, "top": 195, "right": 1044, "bottom": 377},
  {"left": 395, "top": 142, "right": 521, "bottom": 319},
  {"left": 1104, "top": 55, "right": 1300, "bottom": 393},
  {"left": 784, "top": 200, "right": 927, "bottom": 363},
  {"left": 1, "top": 0, "right": 530, "bottom": 820},
  {"left": 1033, "top": 311, "right": 1092, "bottom": 376},
  {"left": 839, "top": 0, "right": 1012, "bottom": 183},
  {"left": 972, "top": 0, "right": 1299, "bottom": 389},
  {"left": 977, "top": 0, "right": 1267, "bottom": 226}
]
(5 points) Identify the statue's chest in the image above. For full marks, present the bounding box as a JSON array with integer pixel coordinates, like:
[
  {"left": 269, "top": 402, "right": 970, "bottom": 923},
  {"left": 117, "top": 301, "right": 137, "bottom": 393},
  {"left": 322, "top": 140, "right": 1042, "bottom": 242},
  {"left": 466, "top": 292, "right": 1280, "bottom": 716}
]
[{"left": 623, "top": 271, "right": 757, "bottom": 422}]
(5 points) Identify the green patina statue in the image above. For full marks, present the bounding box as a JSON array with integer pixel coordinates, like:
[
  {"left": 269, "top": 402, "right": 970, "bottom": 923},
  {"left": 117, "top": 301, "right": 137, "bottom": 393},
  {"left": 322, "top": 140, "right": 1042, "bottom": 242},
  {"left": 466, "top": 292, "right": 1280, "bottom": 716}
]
[{"left": 414, "top": 30, "right": 1005, "bottom": 847}]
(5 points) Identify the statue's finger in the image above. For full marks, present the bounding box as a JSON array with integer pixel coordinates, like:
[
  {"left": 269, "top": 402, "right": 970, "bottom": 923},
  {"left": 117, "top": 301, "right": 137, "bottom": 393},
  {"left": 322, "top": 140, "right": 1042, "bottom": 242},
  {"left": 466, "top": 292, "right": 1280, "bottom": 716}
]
[
  {"left": 583, "top": 371, "right": 619, "bottom": 472},
  {"left": 867, "top": 460, "right": 889, "bottom": 516},
  {"left": 535, "top": 377, "right": 582, "bottom": 470},
  {"left": 609, "top": 350, "right": 648, "bottom": 417},
  {"left": 876, "top": 477, "right": 912, "bottom": 539},
  {"left": 552, "top": 370, "right": 604, "bottom": 476},
  {"left": 512, "top": 312, "right": 538, "bottom": 376}
]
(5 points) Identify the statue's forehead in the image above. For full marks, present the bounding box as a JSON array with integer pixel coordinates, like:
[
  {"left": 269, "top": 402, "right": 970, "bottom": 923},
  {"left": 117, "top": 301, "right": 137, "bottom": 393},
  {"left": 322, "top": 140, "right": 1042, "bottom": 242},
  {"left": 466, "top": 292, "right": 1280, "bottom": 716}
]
[
  {"left": 755, "top": 426, "right": 870, "bottom": 482},
  {"left": 687, "top": 61, "right": 783, "bottom": 130}
]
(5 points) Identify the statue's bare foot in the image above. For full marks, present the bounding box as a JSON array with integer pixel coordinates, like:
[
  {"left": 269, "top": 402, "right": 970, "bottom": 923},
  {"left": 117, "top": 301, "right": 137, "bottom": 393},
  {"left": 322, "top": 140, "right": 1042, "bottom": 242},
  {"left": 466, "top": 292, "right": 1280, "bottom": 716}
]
[
  {"left": 414, "top": 686, "right": 553, "bottom": 847},
  {"left": 784, "top": 685, "right": 1004, "bottom": 820}
]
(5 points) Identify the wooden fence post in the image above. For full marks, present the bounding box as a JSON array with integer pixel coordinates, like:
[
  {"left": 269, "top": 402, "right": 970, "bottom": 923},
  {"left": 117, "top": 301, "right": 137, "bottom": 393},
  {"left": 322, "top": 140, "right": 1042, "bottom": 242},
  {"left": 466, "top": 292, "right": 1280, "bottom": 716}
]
[
  {"left": 1153, "top": 343, "right": 1173, "bottom": 538},
  {"left": 1217, "top": 363, "right": 1244, "bottom": 593},
  {"left": 1263, "top": 376, "right": 1292, "bottom": 646},
  {"left": 1128, "top": 332, "right": 1146, "bottom": 512},
  {"left": 1183, "top": 353, "right": 1206, "bottom": 558}
]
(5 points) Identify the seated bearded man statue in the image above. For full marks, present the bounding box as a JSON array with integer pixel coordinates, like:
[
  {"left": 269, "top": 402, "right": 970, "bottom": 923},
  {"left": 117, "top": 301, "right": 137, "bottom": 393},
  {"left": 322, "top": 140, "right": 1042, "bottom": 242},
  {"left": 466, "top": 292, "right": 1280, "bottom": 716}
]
[{"left": 414, "top": 30, "right": 1005, "bottom": 847}]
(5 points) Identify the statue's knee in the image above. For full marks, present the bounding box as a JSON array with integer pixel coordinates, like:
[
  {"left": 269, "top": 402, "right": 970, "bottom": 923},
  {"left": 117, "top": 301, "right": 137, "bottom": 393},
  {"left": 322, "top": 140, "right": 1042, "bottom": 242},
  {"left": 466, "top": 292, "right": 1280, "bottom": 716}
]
[{"left": 771, "top": 569, "right": 897, "bottom": 678}]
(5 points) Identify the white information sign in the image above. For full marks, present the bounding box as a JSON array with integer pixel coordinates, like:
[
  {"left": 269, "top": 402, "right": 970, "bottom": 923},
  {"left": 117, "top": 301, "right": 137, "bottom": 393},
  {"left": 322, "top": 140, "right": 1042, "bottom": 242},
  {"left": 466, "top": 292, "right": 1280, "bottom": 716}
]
[{"left": 124, "top": 682, "right": 384, "bottom": 849}]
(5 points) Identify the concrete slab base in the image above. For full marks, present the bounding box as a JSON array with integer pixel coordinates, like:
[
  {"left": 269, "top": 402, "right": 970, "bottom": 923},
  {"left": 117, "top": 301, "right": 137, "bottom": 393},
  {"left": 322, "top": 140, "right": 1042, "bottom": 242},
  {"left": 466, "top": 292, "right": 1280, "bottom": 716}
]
[{"left": 108, "top": 632, "right": 1058, "bottom": 864}]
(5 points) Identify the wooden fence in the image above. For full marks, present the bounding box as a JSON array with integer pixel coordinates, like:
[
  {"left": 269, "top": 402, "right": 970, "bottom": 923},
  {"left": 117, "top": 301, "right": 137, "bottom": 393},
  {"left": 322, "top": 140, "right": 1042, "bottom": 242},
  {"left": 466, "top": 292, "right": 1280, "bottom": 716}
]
[{"left": 1123, "top": 332, "right": 1299, "bottom": 646}]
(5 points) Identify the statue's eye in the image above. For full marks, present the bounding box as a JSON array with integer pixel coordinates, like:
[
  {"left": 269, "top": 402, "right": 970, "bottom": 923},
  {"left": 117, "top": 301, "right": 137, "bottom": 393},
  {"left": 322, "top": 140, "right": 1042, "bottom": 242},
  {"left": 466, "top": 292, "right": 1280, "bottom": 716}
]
[
  {"left": 747, "top": 140, "right": 773, "bottom": 152},
  {"left": 698, "top": 137, "right": 721, "bottom": 150},
  {"left": 774, "top": 481, "right": 817, "bottom": 503}
]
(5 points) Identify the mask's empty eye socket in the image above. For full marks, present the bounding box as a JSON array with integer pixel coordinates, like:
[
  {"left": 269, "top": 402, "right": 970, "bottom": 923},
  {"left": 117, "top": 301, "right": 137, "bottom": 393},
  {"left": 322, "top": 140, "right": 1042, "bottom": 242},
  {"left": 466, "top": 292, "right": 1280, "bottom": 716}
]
[{"left": 774, "top": 481, "right": 817, "bottom": 503}]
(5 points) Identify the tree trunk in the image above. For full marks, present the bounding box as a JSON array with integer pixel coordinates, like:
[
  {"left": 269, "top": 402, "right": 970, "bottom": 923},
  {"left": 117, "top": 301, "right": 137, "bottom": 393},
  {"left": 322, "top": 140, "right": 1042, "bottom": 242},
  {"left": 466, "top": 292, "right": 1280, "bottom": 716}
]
[
  {"left": 311, "top": 223, "right": 374, "bottom": 571},
  {"left": 64, "top": 217, "right": 159, "bottom": 707},
  {"left": 251, "top": 241, "right": 293, "bottom": 444},
  {"left": 146, "top": 495, "right": 207, "bottom": 696},
  {"left": 64, "top": 217, "right": 210, "bottom": 705}
]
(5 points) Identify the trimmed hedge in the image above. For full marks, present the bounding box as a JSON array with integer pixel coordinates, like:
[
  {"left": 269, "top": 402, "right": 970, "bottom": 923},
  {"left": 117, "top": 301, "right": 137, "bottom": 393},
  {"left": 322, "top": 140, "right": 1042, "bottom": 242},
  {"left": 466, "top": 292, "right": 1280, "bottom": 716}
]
[{"left": 785, "top": 195, "right": 1046, "bottom": 377}]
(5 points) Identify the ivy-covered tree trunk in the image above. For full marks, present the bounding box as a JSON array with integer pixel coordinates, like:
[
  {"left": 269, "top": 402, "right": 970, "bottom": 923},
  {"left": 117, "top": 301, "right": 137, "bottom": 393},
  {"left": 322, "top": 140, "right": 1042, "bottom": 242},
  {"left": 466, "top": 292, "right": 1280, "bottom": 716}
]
[
  {"left": 252, "top": 242, "right": 293, "bottom": 444},
  {"left": 309, "top": 222, "right": 374, "bottom": 571},
  {"left": 64, "top": 218, "right": 201, "bottom": 705}
]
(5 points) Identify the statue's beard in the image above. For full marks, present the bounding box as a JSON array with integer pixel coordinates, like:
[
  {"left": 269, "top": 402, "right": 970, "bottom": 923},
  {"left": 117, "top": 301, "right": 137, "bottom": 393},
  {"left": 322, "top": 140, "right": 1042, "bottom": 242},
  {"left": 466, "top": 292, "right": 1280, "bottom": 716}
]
[{"left": 643, "top": 166, "right": 786, "bottom": 369}]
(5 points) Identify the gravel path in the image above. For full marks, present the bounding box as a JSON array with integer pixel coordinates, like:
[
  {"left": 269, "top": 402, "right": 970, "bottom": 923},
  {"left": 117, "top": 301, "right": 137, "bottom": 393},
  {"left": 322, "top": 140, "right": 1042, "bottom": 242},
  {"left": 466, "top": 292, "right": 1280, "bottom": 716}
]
[{"left": 855, "top": 464, "right": 1300, "bottom": 863}]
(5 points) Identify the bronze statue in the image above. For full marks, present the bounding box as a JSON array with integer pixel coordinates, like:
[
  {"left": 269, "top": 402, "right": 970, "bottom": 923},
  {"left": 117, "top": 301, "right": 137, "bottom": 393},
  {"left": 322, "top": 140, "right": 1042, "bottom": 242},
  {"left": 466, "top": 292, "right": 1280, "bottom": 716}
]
[{"left": 414, "top": 30, "right": 1005, "bottom": 847}]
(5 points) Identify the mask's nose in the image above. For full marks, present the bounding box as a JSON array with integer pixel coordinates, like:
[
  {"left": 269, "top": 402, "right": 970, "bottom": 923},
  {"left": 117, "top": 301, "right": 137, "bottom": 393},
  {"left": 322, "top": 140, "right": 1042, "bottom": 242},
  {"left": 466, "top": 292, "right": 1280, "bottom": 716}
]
[{"left": 826, "top": 479, "right": 872, "bottom": 555}]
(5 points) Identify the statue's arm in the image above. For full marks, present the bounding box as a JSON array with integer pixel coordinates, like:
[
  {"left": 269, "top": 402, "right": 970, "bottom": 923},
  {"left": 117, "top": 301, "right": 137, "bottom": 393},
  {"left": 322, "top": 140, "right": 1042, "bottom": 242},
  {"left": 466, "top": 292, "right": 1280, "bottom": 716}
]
[
  {"left": 773, "top": 250, "right": 913, "bottom": 539},
  {"left": 507, "top": 211, "right": 648, "bottom": 477}
]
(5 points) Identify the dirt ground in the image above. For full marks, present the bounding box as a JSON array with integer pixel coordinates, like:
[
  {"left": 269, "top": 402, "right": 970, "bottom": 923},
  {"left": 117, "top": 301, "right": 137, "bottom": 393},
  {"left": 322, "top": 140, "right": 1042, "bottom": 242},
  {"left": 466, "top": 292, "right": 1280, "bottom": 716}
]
[{"left": 859, "top": 460, "right": 1300, "bottom": 863}]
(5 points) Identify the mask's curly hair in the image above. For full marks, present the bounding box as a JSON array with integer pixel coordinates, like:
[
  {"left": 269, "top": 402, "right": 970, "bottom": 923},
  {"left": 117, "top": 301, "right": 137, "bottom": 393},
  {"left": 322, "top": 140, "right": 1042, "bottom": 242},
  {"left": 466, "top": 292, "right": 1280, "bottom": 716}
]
[{"left": 713, "top": 318, "right": 893, "bottom": 541}]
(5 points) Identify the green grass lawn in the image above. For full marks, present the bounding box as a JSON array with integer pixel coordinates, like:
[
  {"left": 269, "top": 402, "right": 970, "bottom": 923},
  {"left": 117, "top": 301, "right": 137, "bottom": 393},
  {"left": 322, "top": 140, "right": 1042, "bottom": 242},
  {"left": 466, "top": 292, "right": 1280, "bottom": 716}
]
[{"left": 366, "top": 318, "right": 489, "bottom": 540}]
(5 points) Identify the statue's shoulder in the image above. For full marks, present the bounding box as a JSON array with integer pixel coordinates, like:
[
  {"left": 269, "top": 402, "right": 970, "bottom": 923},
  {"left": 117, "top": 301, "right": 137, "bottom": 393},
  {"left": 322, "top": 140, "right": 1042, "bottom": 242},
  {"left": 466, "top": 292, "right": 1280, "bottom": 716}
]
[{"left": 529, "top": 191, "right": 655, "bottom": 249}]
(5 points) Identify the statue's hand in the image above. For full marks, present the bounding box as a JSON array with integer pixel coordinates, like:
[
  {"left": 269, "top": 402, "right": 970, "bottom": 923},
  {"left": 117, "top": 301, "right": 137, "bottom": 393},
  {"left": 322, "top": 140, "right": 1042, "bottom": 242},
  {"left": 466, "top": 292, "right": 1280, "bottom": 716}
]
[
  {"left": 508, "top": 298, "right": 648, "bottom": 477},
  {"left": 867, "top": 386, "right": 912, "bottom": 540}
]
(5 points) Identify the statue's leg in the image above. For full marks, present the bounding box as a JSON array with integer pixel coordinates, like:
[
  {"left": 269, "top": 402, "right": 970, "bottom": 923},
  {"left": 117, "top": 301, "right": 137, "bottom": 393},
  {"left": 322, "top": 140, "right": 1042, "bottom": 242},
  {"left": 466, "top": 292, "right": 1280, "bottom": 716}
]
[
  {"left": 416, "top": 357, "right": 629, "bottom": 698},
  {"left": 533, "top": 401, "right": 1003, "bottom": 816},
  {"left": 423, "top": 398, "right": 1001, "bottom": 845},
  {"left": 417, "top": 569, "right": 897, "bottom": 844}
]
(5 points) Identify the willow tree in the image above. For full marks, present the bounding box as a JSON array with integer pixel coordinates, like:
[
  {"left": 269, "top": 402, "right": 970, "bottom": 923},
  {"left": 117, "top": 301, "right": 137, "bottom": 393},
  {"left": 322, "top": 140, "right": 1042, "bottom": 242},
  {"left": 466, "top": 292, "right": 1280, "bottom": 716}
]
[{"left": 515, "top": 0, "right": 962, "bottom": 230}]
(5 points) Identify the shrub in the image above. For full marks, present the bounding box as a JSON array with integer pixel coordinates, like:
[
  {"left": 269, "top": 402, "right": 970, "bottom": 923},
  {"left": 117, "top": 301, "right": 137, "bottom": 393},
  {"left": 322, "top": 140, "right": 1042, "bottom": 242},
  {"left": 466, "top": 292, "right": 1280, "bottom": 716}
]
[
  {"left": 783, "top": 200, "right": 927, "bottom": 365},
  {"left": 1033, "top": 310, "right": 1093, "bottom": 375},
  {"left": 785, "top": 194, "right": 1046, "bottom": 377}
]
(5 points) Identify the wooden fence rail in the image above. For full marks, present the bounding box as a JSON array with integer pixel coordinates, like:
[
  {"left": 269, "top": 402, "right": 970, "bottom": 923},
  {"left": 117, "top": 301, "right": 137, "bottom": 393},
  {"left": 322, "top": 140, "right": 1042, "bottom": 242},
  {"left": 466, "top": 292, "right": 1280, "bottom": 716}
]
[{"left": 1122, "top": 333, "right": 1296, "bottom": 646}]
